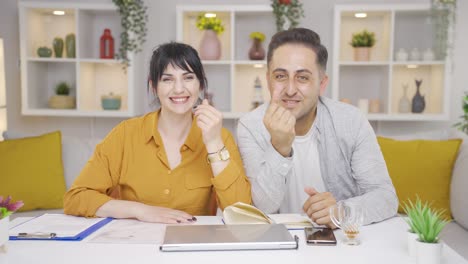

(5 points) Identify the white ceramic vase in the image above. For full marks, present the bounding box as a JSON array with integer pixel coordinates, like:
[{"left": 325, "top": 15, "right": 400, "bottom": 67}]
[
  {"left": 407, "top": 231, "right": 418, "bottom": 258},
  {"left": 415, "top": 239, "right": 443, "bottom": 264},
  {"left": 0, "top": 216, "right": 8, "bottom": 248}
]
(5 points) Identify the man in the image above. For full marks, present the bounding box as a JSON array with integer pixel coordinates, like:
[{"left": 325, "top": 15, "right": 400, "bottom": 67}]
[{"left": 237, "top": 28, "right": 398, "bottom": 227}]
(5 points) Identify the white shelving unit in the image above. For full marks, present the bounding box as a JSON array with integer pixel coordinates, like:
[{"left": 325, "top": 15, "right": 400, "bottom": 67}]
[
  {"left": 19, "top": 2, "right": 136, "bottom": 117},
  {"left": 177, "top": 5, "right": 274, "bottom": 119},
  {"left": 333, "top": 4, "right": 451, "bottom": 121}
]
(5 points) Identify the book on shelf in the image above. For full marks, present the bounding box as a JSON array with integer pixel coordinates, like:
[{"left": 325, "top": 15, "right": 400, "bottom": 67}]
[{"left": 223, "top": 202, "right": 315, "bottom": 229}]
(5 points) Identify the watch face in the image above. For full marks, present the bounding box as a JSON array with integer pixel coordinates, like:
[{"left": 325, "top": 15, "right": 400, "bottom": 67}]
[{"left": 220, "top": 149, "right": 230, "bottom": 160}]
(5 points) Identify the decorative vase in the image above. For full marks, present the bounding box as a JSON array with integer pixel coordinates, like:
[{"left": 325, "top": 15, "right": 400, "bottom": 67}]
[
  {"left": 53, "top": 37, "right": 64, "bottom": 58},
  {"left": 353, "top": 47, "right": 370, "bottom": 61},
  {"left": 199, "top": 30, "right": 221, "bottom": 60},
  {"left": 37, "top": 47, "right": 52, "bottom": 57},
  {"left": 48, "top": 95, "right": 76, "bottom": 109},
  {"left": 410, "top": 48, "right": 420, "bottom": 61},
  {"left": 415, "top": 239, "right": 442, "bottom": 264},
  {"left": 101, "top": 94, "right": 121, "bottom": 110},
  {"left": 65, "top": 33, "right": 76, "bottom": 58},
  {"left": 398, "top": 84, "right": 411, "bottom": 113},
  {"left": 423, "top": 48, "right": 435, "bottom": 61},
  {"left": 407, "top": 230, "right": 418, "bottom": 258},
  {"left": 248, "top": 39, "right": 265, "bottom": 60},
  {"left": 369, "top": 99, "right": 380, "bottom": 113},
  {"left": 357, "top": 99, "right": 369, "bottom": 114},
  {"left": 100, "top": 29, "right": 115, "bottom": 59},
  {"left": 0, "top": 216, "right": 8, "bottom": 249},
  {"left": 412, "top": 79, "right": 426, "bottom": 113},
  {"left": 395, "top": 48, "right": 408, "bottom": 61}
]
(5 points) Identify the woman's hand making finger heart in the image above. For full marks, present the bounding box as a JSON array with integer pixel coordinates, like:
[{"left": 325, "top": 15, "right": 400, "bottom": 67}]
[{"left": 194, "top": 99, "right": 224, "bottom": 152}]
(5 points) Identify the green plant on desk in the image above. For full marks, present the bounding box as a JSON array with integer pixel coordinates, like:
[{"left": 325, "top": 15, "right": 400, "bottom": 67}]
[{"left": 402, "top": 197, "right": 449, "bottom": 243}]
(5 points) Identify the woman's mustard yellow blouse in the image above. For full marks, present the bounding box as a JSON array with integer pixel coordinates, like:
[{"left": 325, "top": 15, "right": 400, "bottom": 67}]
[{"left": 64, "top": 111, "right": 252, "bottom": 217}]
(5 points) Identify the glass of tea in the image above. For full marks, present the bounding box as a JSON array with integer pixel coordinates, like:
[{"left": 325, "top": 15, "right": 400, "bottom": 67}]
[{"left": 329, "top": 202, "right": 365, "bottom": 245}]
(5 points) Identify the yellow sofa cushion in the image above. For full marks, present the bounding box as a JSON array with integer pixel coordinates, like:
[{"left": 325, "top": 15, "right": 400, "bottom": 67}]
[
  {"left": 377, "top": 137, "right": 462, "bottom": 220},
  {"left": 0, "top": 131, "right": 66, "bottom": 211}
]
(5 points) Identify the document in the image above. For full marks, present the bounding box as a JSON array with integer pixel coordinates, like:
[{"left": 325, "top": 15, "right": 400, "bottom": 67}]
[
  {"left": 9, "top": 214, "right": 112, "bottom": 241},
  {"left": 223, "top": 202, "right": 315, "bottom": 229}
]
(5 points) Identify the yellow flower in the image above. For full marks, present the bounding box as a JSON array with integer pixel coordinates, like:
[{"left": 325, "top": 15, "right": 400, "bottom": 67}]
[
  {"left": 196, "top": 14, "right": 225, "bottom": 35},
  {"left": 249, "top": 32, "right": 266, "bottom": 42}
]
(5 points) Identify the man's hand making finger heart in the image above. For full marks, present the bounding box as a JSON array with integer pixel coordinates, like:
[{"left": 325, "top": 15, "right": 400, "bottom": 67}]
[
  {"left": 303, "top": 187, "right": 337, "bottom": 228},
  {"left": 263, "top": 88, "right": 296, "bottom": 157}
]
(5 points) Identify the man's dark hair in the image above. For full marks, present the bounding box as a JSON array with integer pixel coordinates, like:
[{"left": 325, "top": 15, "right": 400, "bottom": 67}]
[
  {"left": 147, "top": 42, "right": 207, "bottom": 96},
  {"left": 267, "top": 28, "right": 328, "bottom": 72}
]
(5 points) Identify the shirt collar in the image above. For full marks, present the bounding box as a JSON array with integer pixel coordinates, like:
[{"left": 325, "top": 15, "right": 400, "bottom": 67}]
[{"left": 143, "top": 109, "right": 202, "bottom": 151}]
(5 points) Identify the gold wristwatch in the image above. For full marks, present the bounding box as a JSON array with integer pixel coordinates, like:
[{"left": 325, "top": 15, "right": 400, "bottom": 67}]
[{"left": 207, "top": 146, "right": 230, "bottom": 163}]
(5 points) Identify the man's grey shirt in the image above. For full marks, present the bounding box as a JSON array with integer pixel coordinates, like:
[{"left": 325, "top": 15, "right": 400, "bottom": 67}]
[{"left": 237, "top": 96, "right": 398, "bottom": 225}]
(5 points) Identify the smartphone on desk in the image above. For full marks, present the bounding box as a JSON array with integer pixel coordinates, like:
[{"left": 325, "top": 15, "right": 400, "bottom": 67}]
[{"left": 304, "top": 227, "right": 337, "bottom": 246}]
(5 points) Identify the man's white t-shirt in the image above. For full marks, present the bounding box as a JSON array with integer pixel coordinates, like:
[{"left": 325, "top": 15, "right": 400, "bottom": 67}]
[{"left": 279, "top": 126, "right": 325, "bottom": 214}]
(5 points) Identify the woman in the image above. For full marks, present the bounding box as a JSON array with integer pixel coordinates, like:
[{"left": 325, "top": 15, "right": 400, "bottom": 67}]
[{"left": 64, "top": 42, "right": 252, "bottom": 224}]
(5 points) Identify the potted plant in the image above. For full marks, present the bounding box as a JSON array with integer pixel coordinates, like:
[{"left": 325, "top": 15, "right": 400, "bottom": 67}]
[
  {"left": 403, "top": 197, "right": 449, "bottom": 264},
  {"left": 112, "top": 0, "right": 148, "bottom": 68},
  {"left": 271, "top": 0, "right": 304, "bottom": 32},
  {"left": 196, "top": 14, "right": 225, "bottom": 60},
  {"left": 454, "top": 91, "right": 468, "bottom": 135},
  {"left": 249, "top": 32, "right": 266, "bottom": 60},
  {"left": 48, "top": 82, "right": 76, "bottom": 109},
  {"left": 350, "top": 29, "right": 376, "bottom": 61},
  {"left": 1, "top": 196, "right": 24, "bottom": 250}
]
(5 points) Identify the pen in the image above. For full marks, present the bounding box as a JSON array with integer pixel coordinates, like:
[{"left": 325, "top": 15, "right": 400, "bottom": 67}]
[{"left": 17, "top": 232, "right": 57, "bottom": 239}]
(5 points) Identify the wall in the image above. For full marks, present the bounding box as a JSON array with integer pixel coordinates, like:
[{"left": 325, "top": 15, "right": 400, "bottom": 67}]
[{"left": 0, "top": 0, "right": 466, "bottom": 139}]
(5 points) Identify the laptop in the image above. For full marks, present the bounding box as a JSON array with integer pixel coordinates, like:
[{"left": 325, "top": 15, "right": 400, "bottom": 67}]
[{"left": 159, "top": 224, "right": 298, "bottom": 252}]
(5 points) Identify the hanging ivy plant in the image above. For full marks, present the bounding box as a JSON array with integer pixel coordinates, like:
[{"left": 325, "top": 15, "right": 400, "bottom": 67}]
[
  {"left": 112, "top": 0, "right": 148, "bottom": 68},
  {"left": 431, "top": 0, "right": 456, "bottom": 60},
  {"left": 271, "top": 0, "right": 304, "bottom": 32}
]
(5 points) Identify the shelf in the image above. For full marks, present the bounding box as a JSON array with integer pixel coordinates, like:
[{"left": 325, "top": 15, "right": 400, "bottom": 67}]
[
  {"left": 201, "top": 60, "right": 231, "bottom": 65},
  {"left": 392, "top": 61, "right": 445, "bottom": 66},
  {"left": 339, "top": 61, "right": 389, "bottom": 66},
  {"left": 367, "top": 113, "right": 448, "bottom": 121},
  {"left": 27, "top": 57, "right": 77, "bottom": 63},
  {"left": 333, "top": 4, "right": 450, "bottom": 121},
  {"left": 77, "top": 8, "right": 121, "bottom": 59},
  {"left": 21, "top": 108, "right": 133, "bottom": 118},
  {"left": 79, "top": 58, "right": 122, "bottom": 64},
  {"left": 181, "top": 11, "right": 232, "bottom": 61},
  {"left": 339, "top": 10, "right": 392, "bottom": 62},
  {"left": 19, "top": 2, "right": 137, "bottom": 117},
  {"left": 23, "top": 7, "right": 76, "bottom": 58},
  {"left": 177, "top": 5, "right": 274, "bottom": 116},
  {"left": 235, "top": 60, "right": 267, "bottom": 65}
]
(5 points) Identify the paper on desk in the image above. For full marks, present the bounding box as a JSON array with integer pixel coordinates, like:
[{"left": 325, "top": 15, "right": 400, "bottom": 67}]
[
  {"left": 89, "top": 216, "right": 224, "bottom": 244},
  {"left": 89, "top": 219, "right": 166, "bottom": 244},
  {"left": 9, "top": 214, "right": 107, "bottom": 237},
  {"left": 268, "top": 214, "right": 319, "bottom": 229}
]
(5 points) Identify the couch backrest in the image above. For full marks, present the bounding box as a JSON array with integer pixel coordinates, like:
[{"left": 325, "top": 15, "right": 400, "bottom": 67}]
[
  {"left": 2, "top": 131, "right": 101, "bottom": 188},
  {"left": 449, "top": 130, "right": 468, "bottom": 230}
]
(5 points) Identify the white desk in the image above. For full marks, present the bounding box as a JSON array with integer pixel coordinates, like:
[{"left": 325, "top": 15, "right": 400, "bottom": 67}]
[{"left": 1, "top": 216, "right": 466, "bottom": 264}]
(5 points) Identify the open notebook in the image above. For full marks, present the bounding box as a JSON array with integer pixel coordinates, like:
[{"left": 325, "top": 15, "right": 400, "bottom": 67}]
[{"left": 223, "top": 202, "right": 315, "bottom": 229}]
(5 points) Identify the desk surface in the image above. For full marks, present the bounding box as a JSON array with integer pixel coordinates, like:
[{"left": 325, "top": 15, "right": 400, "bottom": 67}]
[{"left": 1, "top": 216, "right": 467, "bottom": 264}]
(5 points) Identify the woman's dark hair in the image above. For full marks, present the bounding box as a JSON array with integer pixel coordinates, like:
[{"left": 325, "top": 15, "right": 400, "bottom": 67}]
[
  {"left": 147, "top": 42, "right": 207, "bottom": 97},
  {"left": 267, "top": 28, "right": 328, "bottom": 73}
]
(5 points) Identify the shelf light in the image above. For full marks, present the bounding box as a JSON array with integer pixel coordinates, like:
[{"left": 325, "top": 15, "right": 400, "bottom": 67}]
[
  {"left": 53, "top": 10, "right": 65, "bottom": 16},
  {"left": 354, "top": 13, "right": 367, "bottom": 18},
  {"left": 204, "top": 13, "right": 216, "bottom": 18},
  {"left": 253, "top": 64, "right": 264, "bottom": 68},
  {"left": 407, "top": 64, "right": 419, "bottom": 69}
]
